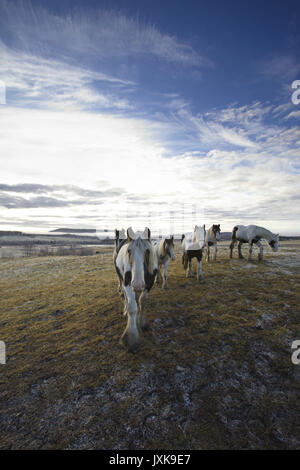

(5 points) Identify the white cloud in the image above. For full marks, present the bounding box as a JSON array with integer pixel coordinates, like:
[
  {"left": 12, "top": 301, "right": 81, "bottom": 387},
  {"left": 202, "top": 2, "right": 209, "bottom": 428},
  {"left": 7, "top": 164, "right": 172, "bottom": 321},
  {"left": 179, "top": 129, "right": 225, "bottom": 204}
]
[
  {"left": 1, "top": 100, "right": 300, "bottom": 234},
  {"left": 284, "top": 110, "right": 300, "bottom": 120}
]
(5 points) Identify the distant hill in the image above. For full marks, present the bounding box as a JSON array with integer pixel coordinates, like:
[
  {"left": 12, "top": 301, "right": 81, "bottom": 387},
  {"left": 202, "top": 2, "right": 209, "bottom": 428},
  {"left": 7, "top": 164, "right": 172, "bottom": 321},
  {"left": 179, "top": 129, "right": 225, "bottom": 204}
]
[
  {"left": 0, "top": 231, "right": 23, "bottom": 236},
  {"left": 51, "top": 228, "right": 98, "bottom": 233}
]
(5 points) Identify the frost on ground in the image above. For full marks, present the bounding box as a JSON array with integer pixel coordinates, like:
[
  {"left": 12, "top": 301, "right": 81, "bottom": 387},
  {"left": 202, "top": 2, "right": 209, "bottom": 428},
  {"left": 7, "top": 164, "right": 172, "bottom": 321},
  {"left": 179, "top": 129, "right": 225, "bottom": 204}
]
[{"left": 0, "top": 241, "right": 300, "bottom": 449}]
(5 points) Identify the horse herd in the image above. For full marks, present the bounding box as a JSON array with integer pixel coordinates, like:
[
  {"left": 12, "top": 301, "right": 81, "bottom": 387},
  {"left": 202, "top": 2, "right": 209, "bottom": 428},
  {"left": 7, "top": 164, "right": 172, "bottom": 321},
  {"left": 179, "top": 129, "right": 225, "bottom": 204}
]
[{"left": 113, "top": 224, "right": 280, "bottom": 352}]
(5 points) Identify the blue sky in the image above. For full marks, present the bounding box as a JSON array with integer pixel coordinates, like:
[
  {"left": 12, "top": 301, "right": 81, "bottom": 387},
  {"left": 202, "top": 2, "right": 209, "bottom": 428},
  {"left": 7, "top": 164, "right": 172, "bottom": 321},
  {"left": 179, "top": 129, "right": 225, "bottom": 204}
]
[{"left": 0, "top": 0, "right": 300, "bottom": 235}]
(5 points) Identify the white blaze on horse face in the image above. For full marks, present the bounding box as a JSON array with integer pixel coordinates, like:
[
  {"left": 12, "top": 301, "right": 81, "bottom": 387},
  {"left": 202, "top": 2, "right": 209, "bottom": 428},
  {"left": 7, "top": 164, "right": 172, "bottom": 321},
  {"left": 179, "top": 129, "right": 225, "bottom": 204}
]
[
  {"left": 130, "top": 241, "right": 145, "bottom": 292},
  {"left": 169, "top": 244, "right": 175, "bottom": 261},
  {"left": 215, "top": 230, "right": 221, "bottom": 241}
]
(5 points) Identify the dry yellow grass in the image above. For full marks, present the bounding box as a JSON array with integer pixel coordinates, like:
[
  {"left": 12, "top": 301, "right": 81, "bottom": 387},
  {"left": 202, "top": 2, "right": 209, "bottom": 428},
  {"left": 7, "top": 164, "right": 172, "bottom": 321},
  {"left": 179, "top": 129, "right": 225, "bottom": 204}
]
[{"left": 0, "top": 241, "right": 300, "bottom": 449}]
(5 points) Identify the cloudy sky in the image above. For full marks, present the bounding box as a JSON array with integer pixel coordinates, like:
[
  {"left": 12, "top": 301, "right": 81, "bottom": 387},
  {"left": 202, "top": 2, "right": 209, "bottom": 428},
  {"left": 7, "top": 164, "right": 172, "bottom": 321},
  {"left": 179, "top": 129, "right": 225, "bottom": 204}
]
[{"left": 0, "top": 0, "right": 300, "bottom": 235}]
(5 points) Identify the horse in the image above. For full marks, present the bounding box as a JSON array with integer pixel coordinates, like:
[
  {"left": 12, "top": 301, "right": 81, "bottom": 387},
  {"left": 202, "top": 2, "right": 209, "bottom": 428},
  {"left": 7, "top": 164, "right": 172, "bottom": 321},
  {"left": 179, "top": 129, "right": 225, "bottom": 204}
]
[
  {"left": 114, "top": 227, "right": 157, "bottom": 352},
  {"left": 152, "top": 236, "right": 175, "bottom": 289},
  {"left": 181, "top": 225, "right": 205, "bottom": 282},
  {"left": 205, "top": 224, "right": 221, "bottom": 262},
  {"left": 229, "top": 224, "right": 279, "bottom": 261}
]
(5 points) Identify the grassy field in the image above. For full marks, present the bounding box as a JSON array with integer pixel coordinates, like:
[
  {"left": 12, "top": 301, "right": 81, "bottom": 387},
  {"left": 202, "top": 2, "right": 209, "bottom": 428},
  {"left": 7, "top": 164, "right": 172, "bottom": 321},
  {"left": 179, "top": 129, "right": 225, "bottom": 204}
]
[{"left": 0, "top": 241, "right": 300, "bottom": 449}]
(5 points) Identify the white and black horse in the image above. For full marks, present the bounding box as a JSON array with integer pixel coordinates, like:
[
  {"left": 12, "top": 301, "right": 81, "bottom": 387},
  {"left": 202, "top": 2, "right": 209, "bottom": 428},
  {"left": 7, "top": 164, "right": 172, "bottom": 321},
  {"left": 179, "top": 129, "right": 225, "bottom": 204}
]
[
  {"left": 181, "top": 225, "right": 205, "bottom": 282},
  {"left": 230, "top": 224, "right": 279, "bottom": 261},
  {"left": 205, "top": 224, "right": 221, "bottom": 262},
  {"left": 152, "top": 236, "right": 175, "bottom": 289},
  {"left": 114, "top": 227, "right": 157, "bottom": 352}
]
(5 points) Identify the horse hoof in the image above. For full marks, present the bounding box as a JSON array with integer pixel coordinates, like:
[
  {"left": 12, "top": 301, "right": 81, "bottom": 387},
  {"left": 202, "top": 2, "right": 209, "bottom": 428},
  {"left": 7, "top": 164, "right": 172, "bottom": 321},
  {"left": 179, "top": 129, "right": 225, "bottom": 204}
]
[{"left": 121, "top": 335, "right": 140, "bottom": 353}]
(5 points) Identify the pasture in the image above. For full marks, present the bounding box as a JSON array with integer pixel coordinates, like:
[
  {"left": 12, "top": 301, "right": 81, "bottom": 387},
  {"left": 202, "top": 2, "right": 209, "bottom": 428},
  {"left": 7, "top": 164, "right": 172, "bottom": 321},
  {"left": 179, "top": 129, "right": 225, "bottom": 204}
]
[{"left": 0, "top": 241, "right": 300, "bottom": 449}]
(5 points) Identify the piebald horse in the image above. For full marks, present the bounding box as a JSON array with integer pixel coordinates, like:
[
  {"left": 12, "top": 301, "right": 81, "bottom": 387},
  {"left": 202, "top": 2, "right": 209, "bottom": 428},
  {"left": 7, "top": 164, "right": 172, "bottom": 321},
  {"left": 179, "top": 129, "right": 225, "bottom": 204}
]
[
  {"left": 152, "top": 236, "right": 175, "bottom": 289},
  {"left": 205, "top": 224, "right": 221, "bottom": 262},
  {"left": 114, "top": 227, "right": 157, "bottom": 352},
  {"left": 230, "top": 224, "right": 279, "bottom": 261},
  {"left": 181, "top": 225, "right": 205, "bottom": 282}
]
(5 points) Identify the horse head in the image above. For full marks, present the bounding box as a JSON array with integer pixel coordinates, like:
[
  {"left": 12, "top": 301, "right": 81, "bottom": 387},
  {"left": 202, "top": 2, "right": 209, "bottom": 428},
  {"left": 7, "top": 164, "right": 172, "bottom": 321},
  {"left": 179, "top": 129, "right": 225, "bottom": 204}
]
[
  {"left": 212, "top": 224, "right": 221, "bottom": 241},
  {"left": 164, "top": 235, "right": 175, "bottom": 261},
  {"left": 269, "top": 233, "right": 279, "bottom": 252},
  {"left": 126, "top": 227, "right": 154, "bottom": 292}
]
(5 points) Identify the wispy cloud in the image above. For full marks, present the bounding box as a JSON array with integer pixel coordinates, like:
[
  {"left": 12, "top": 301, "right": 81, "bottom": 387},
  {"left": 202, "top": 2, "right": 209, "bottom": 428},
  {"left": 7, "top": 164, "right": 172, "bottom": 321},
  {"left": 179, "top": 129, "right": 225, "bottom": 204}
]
[
  {"left": 0, "top": 1, "right": 212, "bottom": 67},
  {"left": 0, "top": 40, "right": 135, "bottom": 111},
  {"left": 259, "top": 55, "right": 300, "bottom": 81}
]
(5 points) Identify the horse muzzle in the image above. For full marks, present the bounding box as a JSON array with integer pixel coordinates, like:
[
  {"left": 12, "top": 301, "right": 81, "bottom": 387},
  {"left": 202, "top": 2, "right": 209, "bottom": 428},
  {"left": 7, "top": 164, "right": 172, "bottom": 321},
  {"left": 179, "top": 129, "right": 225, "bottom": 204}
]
[{"left": 132, "top": 281, "right": 145, "bottom": 292}]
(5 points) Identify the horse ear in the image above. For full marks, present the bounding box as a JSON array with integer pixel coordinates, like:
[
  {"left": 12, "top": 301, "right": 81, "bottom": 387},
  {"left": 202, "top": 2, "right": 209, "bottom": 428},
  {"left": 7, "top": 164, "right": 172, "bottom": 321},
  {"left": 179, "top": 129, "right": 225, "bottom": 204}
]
[
  {"left": 142, "top": 227, "right": 151, "bottom": 240},
  {"left": 171, "top": 235, "right": 174, "bottom": 241},
  {"left": 218, "top": 224, "right": 220, "bottom": 228},
  {"left": 181, "top": 234, "right": 185, "bottom": 242},
  {"left": 127, "top": 226, "right": 134, "bottom": 241}
]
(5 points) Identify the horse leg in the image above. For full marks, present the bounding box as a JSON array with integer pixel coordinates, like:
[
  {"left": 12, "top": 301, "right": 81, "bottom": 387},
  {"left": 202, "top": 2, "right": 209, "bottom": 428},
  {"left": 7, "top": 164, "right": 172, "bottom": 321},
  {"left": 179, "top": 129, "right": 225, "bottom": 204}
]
[
  {"left": 138, "top": 290, "right": 149, "bottom": 331},
  {"left": 123, "top": 288, "right": 128, "bottom": 316},
  {"left": 163, "top": 260, "right": 169, "bottom": 289},
  {"left": 118, "top": 279, "right": 124, "bottom": 297},
  {"left": 248, "top": 242, "right": 253, "bottom": 261},
  {"left": 187, "top": 258, "right": 194, "bottom": 277},
  {"left": 196, "top": 258, "right": 203, "bottom": 282},
  {"left": 121, "top": 286, "right": 140, "bottom": 352},
  {"left": 238, "top": 242, "right": 244, "bottom": 259},
  {"left": 230, "top": 240, "right": 235, "bottom": 258},
  {"left": 206, "top": 244, "right": 210, "bottom": 262},
  {"left": 256, "top": 241, "right": 263, "bottom": 260},
  {"left": 156, "top": 265, "right": 163, "bottom": 285},
  {"left": 214, "top": 244, "right": 218, "bottom": 261}
]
